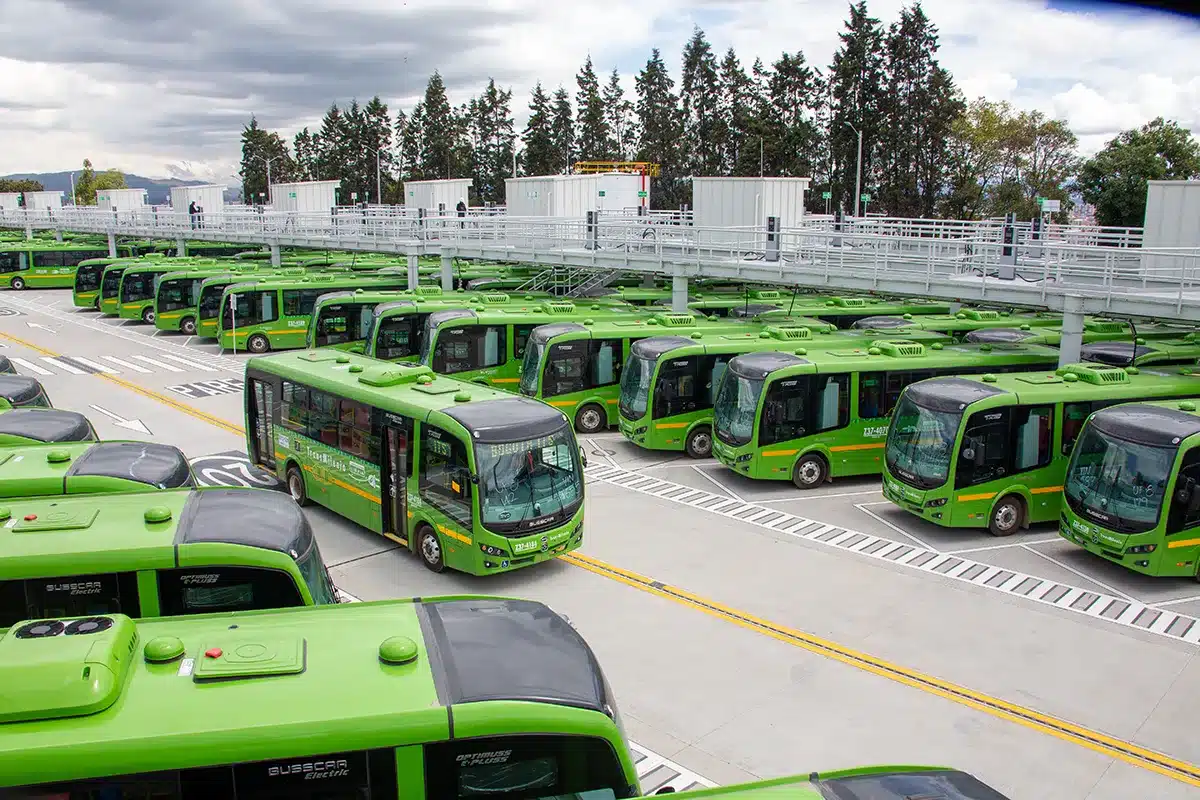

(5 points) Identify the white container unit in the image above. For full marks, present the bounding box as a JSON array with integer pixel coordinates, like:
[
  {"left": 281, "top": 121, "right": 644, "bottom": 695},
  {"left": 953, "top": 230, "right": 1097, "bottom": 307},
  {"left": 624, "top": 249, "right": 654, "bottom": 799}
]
[
  {"left": 403, "top": 178, "right": 473, "bottom": 214},
  {"left": 504, "top": 173, "right": 649, "bottom": 218},
  {"left": 170, "top": 184, "right": 226, "bottom": 217},
  {"left": 1141, "top": 180, "right": 1200, "bottom": 276},
  {"left": 22, "top": 191, "right": 63, "bottom": 210},
  {"left": 269, "top": 180, "right": 341, "bottom": 213},
  {"left": 692, "top": 177, "right": 810, "bottom": 249},
  {"left": 0, "top": 193, "right": 22, "bottom": 211},
  {"left": 95, "top": 188, "right": 148, "bottom": 211}
]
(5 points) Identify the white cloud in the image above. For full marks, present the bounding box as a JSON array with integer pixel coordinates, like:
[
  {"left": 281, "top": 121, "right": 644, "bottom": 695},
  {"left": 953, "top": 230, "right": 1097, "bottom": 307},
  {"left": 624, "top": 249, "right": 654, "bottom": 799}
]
[{"left": 0, "top": 0, "right": 1195, "bottom": 180}]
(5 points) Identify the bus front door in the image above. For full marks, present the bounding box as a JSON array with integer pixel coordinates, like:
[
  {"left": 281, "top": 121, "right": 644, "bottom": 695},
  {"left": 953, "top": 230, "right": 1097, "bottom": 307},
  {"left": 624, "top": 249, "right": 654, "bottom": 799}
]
[
  {"left": 247, "top": 377, "right": 276, "bottom": 470},
  {"left": 382, "top": 419, "right": 411, "bottom": 545}
]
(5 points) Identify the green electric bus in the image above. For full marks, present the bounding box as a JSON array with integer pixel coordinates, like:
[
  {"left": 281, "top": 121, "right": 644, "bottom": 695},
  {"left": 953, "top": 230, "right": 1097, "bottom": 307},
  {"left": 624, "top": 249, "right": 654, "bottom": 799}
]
[
  {"left": 0, "top": 440, "right": 195, "bottom": 500},
  {"left": 96, "top": 261, "right": 139, "bottom": 315},
  {"left": 756, "top": 295, "right": 954, "bottom": 328},
  {"left": 0, "top": 596, "right": 640, "bottom": 796},
  {"left": 117, "top": 259, "right": 227, "bottom": 324},
  {"left": 195, "top": 270, "right": 308, "bottom": 338},
  {"left": 665, "top": 767, "right": 1010, "bottom": 800},
  {"left": 72, "top": 256, "right": 129, "bottom": 308},
  {"left": 0, "top": 357, "right": 11, "bottom": 375},
  {"left": 618, "top": 328, "right": 955, "bottom": 458},
  {"left": 882, "top": 363, "right": 1200, "bottom": 535},
  {"left": 0, "top": 243, "right": 130, "bottom": 291},
  {"left": 0, "top": 375, "right": 51, "bottom": 409},
  {"left": 245, "top": 349, "right": 586, "bottom": 575},
  {"left": 1060, "top": 399, "right": 1200, "bottom": 579},
  {"left": 1077, "top": 337, "right": 1200, "bottom": 368},
  {"left": 709, "top": 341, "right": 1065, "bottom": 488},
  {"left": 0, "top": 408, "right": 96, "bottom": 446},
  {"left": 153, "top": 264, "right": 267, "bottom": 334},
  {"left": 0, "top": 487, "right": 340, "bottom": 627},
  {"left": 218, "top": 272, "right": 413, "bottom": 353}
]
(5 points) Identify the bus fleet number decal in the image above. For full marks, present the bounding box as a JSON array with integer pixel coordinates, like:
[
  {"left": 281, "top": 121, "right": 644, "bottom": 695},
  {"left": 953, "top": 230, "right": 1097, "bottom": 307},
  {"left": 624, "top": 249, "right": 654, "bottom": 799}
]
[{"left": 863, "top": 426, "right": 889, "bottom": 438}]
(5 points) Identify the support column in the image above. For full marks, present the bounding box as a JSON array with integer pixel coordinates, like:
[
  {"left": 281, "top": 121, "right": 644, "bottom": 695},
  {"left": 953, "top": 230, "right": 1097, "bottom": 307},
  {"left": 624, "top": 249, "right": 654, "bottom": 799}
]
[
  {"left": 176, "top": 237, "right": 187, "bottom": 257},
  {"left": 641, "top": 273, "right": 655, "bottom": 288},
  {"left": 440, "top": 254, "right": 454, "bottom": 292},
  {"left": 24, "top": 223, "right": 32, "bottom": 240},
  {"left": 671, "top": 274, "right": 689, "bottom": 313},
  {"left": 269, "top": 243, "right": 282, "bottom": 268},
  {"left": 54, "top": 229, "right": 63, "bottom": 243},
  {"left": 107, "top": 233, "right": 117, "bottom": 258},
  {"left": 407, "top": 253, "right": 419, "bottom": 291},
  {"left": 1058, "top": 295, "right": 1085, "bottom": 368}
]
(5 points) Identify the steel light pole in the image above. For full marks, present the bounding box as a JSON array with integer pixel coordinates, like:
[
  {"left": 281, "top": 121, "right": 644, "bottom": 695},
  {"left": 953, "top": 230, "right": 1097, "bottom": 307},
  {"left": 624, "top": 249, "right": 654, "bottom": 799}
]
[
  {"left": 256, "top": 155, "right": 279, "bottom": 205},
  {"left": 363, "top": 146, "right": 384, "bottom": 204},
  {"left": 846, "top": 122, "right": 863, "bottom": 218}
]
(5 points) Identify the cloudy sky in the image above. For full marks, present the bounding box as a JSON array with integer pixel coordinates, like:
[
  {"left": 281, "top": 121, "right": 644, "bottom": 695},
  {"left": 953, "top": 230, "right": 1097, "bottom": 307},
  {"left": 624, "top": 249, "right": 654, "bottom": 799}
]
[{"left": 0, "top": 0, "right": 1196, "bottom": 182}]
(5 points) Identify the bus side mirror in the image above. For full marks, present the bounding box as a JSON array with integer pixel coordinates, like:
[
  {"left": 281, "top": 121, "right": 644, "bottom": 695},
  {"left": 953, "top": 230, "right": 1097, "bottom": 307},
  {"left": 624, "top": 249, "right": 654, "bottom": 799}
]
[
  {"left": 579, "top": 446, "right": 588, "bottom": 468},
  {"left": 655, "top": 788, "right": 676, "bottom": 795}
]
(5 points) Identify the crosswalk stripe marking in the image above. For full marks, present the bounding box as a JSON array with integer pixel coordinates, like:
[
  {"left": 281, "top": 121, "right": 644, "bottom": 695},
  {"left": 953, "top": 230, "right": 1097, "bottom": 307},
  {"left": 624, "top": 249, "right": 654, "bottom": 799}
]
[
  {"left": 40, "top": 357, "right": 86, "bottom": 374},
  {"left": 9, "top": 357, "right": 52, "bottom": 375},
  {"left": 131, "top": 355, "right": 184, "bottom": 372},
  {"left": 157, "top": 353, "right": 219, "bottom": 371},
  {"left": 102, "top": 356, "right": 152, "bottom": 373},
  {"left": 66, "top": 356, "right": 118, "bottom": 373}
]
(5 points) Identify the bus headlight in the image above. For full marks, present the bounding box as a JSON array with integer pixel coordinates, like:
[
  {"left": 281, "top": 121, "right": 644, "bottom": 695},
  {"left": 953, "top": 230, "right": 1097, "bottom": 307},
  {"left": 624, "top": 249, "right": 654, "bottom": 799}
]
[
  {"left": 1126, "top": 544, "right": 1156, "bottom": 555},
  {"left": 736, "top": 454, "right": 752, "bottom": 463},
  {"left": 924, "top": 498, "right": 947, "bottom": 508},
  {"left": 480, "top": 543, "right": 509, "bottom": 557}
]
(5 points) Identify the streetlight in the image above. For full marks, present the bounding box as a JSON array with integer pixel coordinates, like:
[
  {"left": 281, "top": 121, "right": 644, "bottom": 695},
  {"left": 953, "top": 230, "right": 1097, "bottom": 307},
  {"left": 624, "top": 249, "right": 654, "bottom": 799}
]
[
  {"left": 363, "top": 145, "right": 384, "bottom": 204},
  {"left": 256, "top": 154, "right": 280, "bottom": 205},
  {"left": 845, "top": 121, "right": 864, "bottom": 218}
]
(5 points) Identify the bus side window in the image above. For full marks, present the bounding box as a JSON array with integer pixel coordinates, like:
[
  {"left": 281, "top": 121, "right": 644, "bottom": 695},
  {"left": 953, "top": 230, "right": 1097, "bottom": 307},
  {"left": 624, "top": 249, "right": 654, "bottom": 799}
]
[
  {"left": 1061, "top": 402, "right": 1091, "bottom": 455},
  {"left": 514, "top": 324, "right": 537, "bottom": 359},
  {"left": 590, "top": 339, "right": 623, "bottom": 387},
  {"left": 707, "top": 356, "right": 730, "bottom": 407},
  {"left": 419, "top": 424, "right": 473, "bottom": 528},
  {"left": 0, "top": 572, "right": 140, "bottom": 627},
  {"left": 1012, "top": 405, "right": 1053, "bottom": 472},
  {"left": 157, "top": 567, "right": 305, "bottom": 616},
  {"left": 339, "top": 398, "right": 379, "bottom": 464},
  {"left": 1166, "top": 448, "right": 1200, "bottom": 535},
  {"left": 759, "top": 377, "right": 809, "bottom": 446},
  {"left": 280, "top": 381, "right": 310, "bottom": 433},
  {"left": 815, "top": 373, "right": 850, "bottom": 432},
  {"left": 955, "top": 408, "right": 1011, "bottom": 489},
  {"left": 482, "top": 325, "right": 506, "bottom": 368},
  {"left": 545, "top": 342, "right": 587, "bottom": 397},
  {"left": 654, "top": 358, "right": 700, "bottom": 419},
  {"left": 307, "top": 389, "right": 341, "bottom": 446}
]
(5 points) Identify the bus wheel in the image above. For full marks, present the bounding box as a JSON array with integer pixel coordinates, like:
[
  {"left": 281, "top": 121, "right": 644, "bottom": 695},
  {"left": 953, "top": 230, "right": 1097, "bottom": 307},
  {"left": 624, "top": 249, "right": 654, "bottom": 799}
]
[
  {"left": 247, "top": 333, "right": 270, "bottom": 354},
  {"left": 792, "top": 454, "right": 827, "bottom": 490},
  {"left": 417, "top": 526, "right": 445, "bottom": 573},
  {"left": 286, "top": 466, "right": 310, "bottom": 507},
  {"left": 685, "top": 426, "right": 713, "bottom": 458},
  {"left": 141, "top": 307, "right": 155, "bottom": 324},
  {"left": 93, "top": 296, "right": 101, "bottom": 309},
  {"left": 988, "top": 496, "right": 1024, "bottom": 537},
  {"left": 575, "top": 404, "right": 606, "bottom": 434},
  {"left": 9, "top": 277, "right": 24, "bottom": 290},
  {"left": 180, "top": 316, "right": 197, "bottom": 335}
]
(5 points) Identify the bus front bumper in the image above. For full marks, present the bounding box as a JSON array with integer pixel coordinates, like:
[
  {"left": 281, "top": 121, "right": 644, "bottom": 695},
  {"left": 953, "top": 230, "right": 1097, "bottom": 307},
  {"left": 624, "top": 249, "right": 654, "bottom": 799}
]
[
  {"left": 618, "top": 416, "right": 648, "bottom": 447},
  {"left": 882, "top": 476, "right": 957, "bottom": 526},
  {"left": 1058, "top": 513, "right": 1191, "bottom": 577},
  {"left": 478, "top": 521, "right": 585, "bottom": 574},
  {"left": 712, "top": 438, "right": 757, "bottom": 477}
]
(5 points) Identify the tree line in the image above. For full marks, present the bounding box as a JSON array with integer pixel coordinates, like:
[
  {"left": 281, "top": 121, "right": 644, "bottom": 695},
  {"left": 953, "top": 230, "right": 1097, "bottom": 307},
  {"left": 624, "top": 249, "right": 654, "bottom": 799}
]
[{"left": 238, "top": 0, "right": 1200, "bottom": 227}]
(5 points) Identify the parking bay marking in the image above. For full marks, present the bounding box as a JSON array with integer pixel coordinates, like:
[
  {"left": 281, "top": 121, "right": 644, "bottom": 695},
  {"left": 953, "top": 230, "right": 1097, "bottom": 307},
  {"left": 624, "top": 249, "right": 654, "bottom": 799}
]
[
  {"left": 166, "top": 378, "right": 245, "bottom": 398},
  {"left": 583, "top": 463, "right": 1200, "bottom": 647}
]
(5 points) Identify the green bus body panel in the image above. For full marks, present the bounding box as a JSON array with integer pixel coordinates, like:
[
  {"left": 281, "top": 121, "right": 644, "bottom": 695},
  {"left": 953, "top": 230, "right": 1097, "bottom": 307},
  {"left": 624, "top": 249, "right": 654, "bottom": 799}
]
[
  {"left": 0, "top": 244, "right": 117, "bottom": 290},
  {"left": 881, "top": 365, "right": 1200, "bottom": 531},
  {"left": 1059, "top": 398, "right": 1200, "bottom": 578},
  {"left": 115, "top": 261, "right": 228, "bottom": 321},
  {"left": 0, "top": 598, "right": 637, "bottom": 792},
  {"left": 0, "top": 441, "right": 192, "bottom": 500},
  {"left": 707, "top": 342, "right": 1063, "bottom": 482},
  {"left": 246, "top": 349, "right": 585, "bottom": 576}
]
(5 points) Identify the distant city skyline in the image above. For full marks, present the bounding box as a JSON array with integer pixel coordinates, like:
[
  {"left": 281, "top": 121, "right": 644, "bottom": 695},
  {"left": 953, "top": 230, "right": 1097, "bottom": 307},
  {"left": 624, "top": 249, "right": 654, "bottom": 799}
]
[{"left": 0, "top": 0, "right": 1195, "bottom": 182}]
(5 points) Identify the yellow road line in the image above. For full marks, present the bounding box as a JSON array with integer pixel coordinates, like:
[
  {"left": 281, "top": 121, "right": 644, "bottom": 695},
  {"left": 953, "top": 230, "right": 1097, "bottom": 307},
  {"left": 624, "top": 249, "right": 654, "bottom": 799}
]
[
  {"left": 562, "top": 551, "right": 1200, "bottom": 789},
  {"left": 7, "top": 329, "right": 1197, "bottom": 788}
]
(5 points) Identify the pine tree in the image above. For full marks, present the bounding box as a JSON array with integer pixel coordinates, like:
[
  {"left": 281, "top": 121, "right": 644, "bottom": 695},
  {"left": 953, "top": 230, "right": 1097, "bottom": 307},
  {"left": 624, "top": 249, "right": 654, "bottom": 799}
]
[
  {"left": 828, "top": 1, "right": 885, "bottom": 214},
  {"left": 679, "top": 27, "right": 724, "bottom": 177},
  {"left": 417, "top": 72, "right": 458, "bottom": 180},
  {"left": 549, "top": 87, "right": 575, "bottom": 173},
  {"left": 574, "top": 56, "right": 610, "bottom": 162},
  {"left": 238, "top": 117, "right": 295, "bottom": 205},
  {"left": 767, "top": 52, "right": 821, "bottom": 179},
  {"left": 469, "top": 79, "right": 516, "bottom": 203},
  {"left": 315, "top": 103, "right": 351, "bottom": 186},
  {"left": 717, "top": 49, "right": 753, "bottom": 175},
  {"left": 360, "top": 96, "right": 395, "bottom": 203},
  {"left": 292, "top": 128, "right": 319, "bottom": 181},
  {"left": 522, "top": 83, "right": 555, "bottom": 176},
  {"left": 602, "top": 69, "right": 636, "bottom": 161},
  {"left": 635, "top": 48, "right": 685, "bottom": 207}
]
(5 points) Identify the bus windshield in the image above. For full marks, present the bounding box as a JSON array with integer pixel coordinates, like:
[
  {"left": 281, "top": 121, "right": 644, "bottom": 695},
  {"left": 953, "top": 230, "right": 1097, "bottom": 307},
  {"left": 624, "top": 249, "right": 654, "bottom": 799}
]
[
  {"left": 519, "top": 340, "right": 545, "bottom": 395},
  {"left": 198, "top": 282, "right": 228, "bottom": 319},
  {"left": 476, "top": 426, "right": 584, "bottom": 534},
  {"left": 885, "top": 393, "right": 962, "bottom": 490},
  {"left": 158, "top": 277, "right": 199, "bottom": 312},
  {"left": 618, "top": 354, "right": 655, "bottom": 419},
  {"left": 1064, "top": 425, "right": 1174, "bottom": 534},
  {"left": 314, "top": 303, "right": 374, "bottom": 347},
  {"left": 295, "top": 542, "right": 339, "bottom": 604},
  {"left": 120, "top": 271, "right": 156, "bottom": 302},
  {"left": 713, "top": 372, "right": 764, "bottom": 446},
  {"left": 75, "top": 263, "right": 105, "bottom": 292},
  {"left": 101, "top": 268, "right": 126, "bottom": 296}
]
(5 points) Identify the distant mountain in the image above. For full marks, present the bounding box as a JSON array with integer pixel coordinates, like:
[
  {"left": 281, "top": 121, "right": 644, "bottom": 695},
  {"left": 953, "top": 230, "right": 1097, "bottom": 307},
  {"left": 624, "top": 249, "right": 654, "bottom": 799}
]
[{"left": 0, "top": 170, "right": 242, "bottom": 205}]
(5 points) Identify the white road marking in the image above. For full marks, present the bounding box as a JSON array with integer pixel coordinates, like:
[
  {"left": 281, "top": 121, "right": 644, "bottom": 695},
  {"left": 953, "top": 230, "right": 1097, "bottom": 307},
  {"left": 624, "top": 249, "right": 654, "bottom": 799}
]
[
  {"left": 102, "top": 356, "right": 152, "bottom": 373},
  {"left": 67, "top": 356, "right": 118, "bottom": 373},
  {"left": 8, "top": 357, "right": 52, "bottom": 375},
  {"left": 131, "top": 355, "right": 184, "bottom": 372},
  {"left": 854, "top": 502, "right": 939, "bottom": 553},
  {"left": 1152, "top": 594, "right": 1200, "bottom": 609},
  {"left": 157, "top": 352, "right": 220, "bottom": 371},
  {"left": 691, "top": 464, "right": 745, "bottom": 503},
  {"left": 1021, "top": 544, "right": 1137, "bottom": 603},
  {"left": 40, "top": 357, "right": 86, "bottom": 374}
]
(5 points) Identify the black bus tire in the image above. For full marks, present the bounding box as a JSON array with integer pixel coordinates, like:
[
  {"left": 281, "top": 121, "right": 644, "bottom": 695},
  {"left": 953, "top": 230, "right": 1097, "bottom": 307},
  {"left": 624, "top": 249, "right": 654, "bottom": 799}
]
[
  {"left": 685, "top": 426, "right": 713, "bottom": 459},
  {"left": 988, "top": 495, "right": 1024, "bottom": 537},
  {"left": 10, "top": 277, "right": 24, "bottom": 290},
  {"left": 94, "top": 296, "right": 101, "bottom": 309},
  {"left": 575, "top": 403, "right": 606, "bottom": 434},
  {"left": 180, "top": 316, "right": 197, "bottom": 335},
  {"left": 417, "top": 525, "right": 445, "bottom": 573},
  {"left": 792, "top": 454, "right": 828, "bottom": 490},
  {"left": 247, "top": 333, "right": 270, "bottom": 354},
  {"left": 286, "top": 465, "right": 310, "bottom": 507},
  {"left": 141, "top": 307, "right": 155, "bottom": 324}
]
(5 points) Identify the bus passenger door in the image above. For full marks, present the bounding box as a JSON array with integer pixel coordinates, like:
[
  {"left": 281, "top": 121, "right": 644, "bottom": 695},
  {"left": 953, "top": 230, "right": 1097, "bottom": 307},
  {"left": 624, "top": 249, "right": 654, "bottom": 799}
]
[
  {"left": 247, "top": 377, "right": 276, "bottom": 470},
  {"left": 381, "top": 418, "right": 412, "bottom": 545}
]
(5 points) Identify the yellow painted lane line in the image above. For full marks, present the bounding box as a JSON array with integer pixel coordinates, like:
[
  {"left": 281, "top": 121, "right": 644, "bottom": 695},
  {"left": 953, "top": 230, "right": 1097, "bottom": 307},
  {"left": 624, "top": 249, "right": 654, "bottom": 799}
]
[
  {"left": 562, "top": 551, "right": 1200, "bottom": 789},
  {"left": 10, "top": 330, "right": 1196, "bottom": 787}
]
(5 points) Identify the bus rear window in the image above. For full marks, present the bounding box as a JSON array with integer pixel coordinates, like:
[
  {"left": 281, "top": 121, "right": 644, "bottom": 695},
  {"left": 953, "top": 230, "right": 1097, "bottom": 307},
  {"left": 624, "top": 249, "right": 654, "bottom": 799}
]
[
  {"left": 0, "top": 572, "right": 140, "bottom": 627},
  {"left": 157, "top": 567, "right": 305, "bottom": 616}
]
